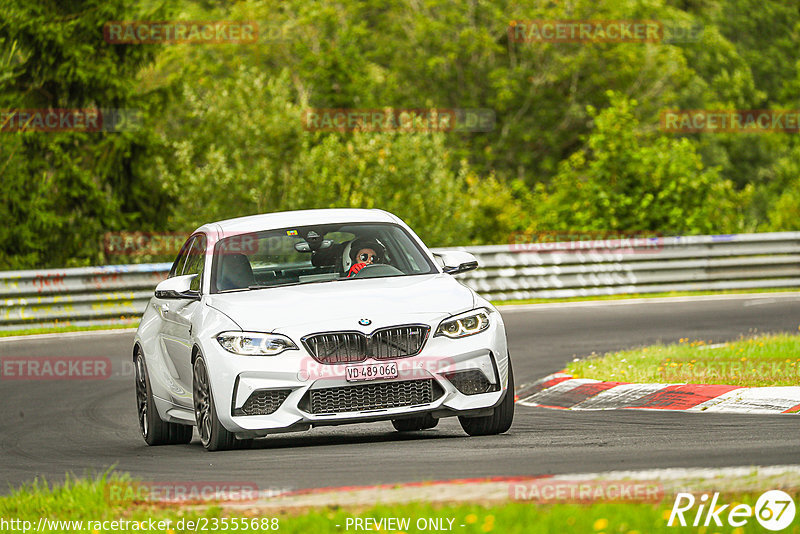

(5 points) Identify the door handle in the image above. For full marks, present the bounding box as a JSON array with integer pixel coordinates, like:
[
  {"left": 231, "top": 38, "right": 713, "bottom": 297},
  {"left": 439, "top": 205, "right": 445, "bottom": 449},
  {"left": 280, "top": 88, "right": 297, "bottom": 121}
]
[{"left": 159, "top": 303, "right": 170, "bottom": 314}]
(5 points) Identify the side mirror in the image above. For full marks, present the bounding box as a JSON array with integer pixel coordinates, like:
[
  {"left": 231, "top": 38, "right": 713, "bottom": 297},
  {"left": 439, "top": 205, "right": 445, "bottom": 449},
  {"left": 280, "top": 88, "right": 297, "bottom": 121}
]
[
  {"left": 434, "top": 251, "right": 479, "bottom": 275},
  {"left": 155, "top": 274, "right": 200, "bottom": 300}
]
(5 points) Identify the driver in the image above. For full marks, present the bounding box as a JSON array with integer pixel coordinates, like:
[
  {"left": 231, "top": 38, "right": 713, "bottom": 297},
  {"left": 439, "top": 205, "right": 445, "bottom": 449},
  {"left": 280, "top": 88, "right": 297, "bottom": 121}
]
[{"left": 346, "top": 237, "right": 386, "bottom": 277}]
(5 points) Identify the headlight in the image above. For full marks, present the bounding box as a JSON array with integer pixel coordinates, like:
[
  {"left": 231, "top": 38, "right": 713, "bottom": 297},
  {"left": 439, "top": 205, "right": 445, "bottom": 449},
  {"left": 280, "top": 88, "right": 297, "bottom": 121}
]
[
  {"left": 435, "top": 309, "right": 491, "bottom": 338},
  {"left": 216, "top": 331, "right": 298, "bottom": 356}
]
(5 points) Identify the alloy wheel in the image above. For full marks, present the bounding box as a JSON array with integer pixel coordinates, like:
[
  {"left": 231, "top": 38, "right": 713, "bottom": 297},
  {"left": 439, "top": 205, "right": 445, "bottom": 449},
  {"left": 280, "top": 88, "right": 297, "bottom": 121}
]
[
  {"left": 193, "top": 359, "right": 212, "bottom": 446},
  {"left": 134, "top": 352, "right": 149, "bottom": 438}
]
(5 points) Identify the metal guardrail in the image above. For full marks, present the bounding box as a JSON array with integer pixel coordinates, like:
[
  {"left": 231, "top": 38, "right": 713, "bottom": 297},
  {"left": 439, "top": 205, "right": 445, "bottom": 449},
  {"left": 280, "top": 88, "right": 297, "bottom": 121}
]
[
  {"left": 1, "top": 232, "right": 798, "bottom": 330},
  {"left": 0, "top": 263, "right": 170, "bottom": 331},
  {"left": 452, "top": 232, "right": 800, "bottom": 301}
]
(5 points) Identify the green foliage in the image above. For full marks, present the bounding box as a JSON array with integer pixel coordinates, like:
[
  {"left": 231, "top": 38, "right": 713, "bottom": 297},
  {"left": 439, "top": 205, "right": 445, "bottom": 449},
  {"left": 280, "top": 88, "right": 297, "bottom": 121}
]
[
  {"left": 0, "top": 469, "right": 794, "bottom": 534},
  {"left": 568, "top": 332, "right": 800, "bottom": 387},
  {"left": 151, "top": 66, "right": 522, "bottom": 246},
  {"left": 1, "top": 0, "right": 799, "bottom": 269},
  {"left": 763, "top": 144, "right": 800, "bottom": 230},
  {"left": 535, "top": 92, "right": 743, "bottom": 234},
  {"left": 0, "top": 0, "right": 173, "bottom": 269}
]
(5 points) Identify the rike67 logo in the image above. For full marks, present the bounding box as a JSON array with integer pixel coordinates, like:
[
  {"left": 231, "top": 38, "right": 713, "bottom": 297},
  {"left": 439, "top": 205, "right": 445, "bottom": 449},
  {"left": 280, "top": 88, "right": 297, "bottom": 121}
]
[{"left": 668, "top": 490, "right": 796, "bottom": 531}]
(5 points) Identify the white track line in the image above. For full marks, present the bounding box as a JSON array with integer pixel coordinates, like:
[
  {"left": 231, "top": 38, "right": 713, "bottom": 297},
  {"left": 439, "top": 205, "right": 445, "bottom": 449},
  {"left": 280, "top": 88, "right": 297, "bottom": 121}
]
[
  {"left": 517, "top": 378, "right": 598, "bottom": 406},
  {"left": 498, "top": 291, "right": 800, "bottom": 312},
  {"left": 690, "top": 387, "right": 800, "bottom": 414},
  {"left": 575, "top": 383, "right": 670, "bottom": 410}
]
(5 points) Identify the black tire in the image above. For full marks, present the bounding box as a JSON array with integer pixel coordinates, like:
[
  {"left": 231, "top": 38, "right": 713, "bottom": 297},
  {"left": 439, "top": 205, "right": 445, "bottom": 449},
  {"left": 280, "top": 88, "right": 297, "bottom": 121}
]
[
  {"left": 193, "top": 356, "right": 253, "bottom": 452},
  {"left": 459, "top": 359, "right": 515, "bottom": 436},
  {"left": 134, "top": 348, "right": 193, "bottom": 446},
  {"left": 391, "top": 413, "right": 439, "bottom": 432}
]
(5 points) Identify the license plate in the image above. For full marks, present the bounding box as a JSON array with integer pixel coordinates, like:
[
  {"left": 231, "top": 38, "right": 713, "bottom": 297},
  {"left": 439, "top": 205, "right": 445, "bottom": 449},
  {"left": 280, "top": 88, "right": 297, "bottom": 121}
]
[{"left": 345, "top": 362, "right": 398, "bottom": 382}]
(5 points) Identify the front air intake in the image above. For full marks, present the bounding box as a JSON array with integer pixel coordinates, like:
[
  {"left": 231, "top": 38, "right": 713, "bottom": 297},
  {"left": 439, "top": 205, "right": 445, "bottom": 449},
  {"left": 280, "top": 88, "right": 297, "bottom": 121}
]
[
  {"left": 444, "top": 369, "right": 498, "bottom": 395},
  {"left": 233, "top": 389, "right": 292, "bottom": 416},
  {"left": 302, "top": 379, "right": 443, "bottom": 414}
]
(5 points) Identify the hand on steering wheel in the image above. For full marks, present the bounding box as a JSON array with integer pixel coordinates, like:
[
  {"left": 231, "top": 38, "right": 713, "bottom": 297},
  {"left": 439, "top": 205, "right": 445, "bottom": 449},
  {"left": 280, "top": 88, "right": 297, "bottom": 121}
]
[{"left": 347, "top": 262, "right": 368, "bottom": 277}]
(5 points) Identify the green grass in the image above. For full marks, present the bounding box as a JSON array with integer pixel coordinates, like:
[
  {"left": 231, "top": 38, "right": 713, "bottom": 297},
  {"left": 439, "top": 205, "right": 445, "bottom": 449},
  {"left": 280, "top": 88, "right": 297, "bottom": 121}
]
[
  {"left": 0, "top": 322, "right": 137, "bottom": 338},
  {"left": 493, "top": 287, "right": 800, "bottom": 306},
  {"left": 1, "top": 473, "right": 796, "bottom": 533},
  {"left": 567, "top": 332, "right": 800, "bottom": 387}
]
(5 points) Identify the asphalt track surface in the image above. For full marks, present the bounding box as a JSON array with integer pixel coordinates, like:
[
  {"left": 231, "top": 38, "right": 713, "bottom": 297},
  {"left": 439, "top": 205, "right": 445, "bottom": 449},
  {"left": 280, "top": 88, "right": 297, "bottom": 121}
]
[{"left": 1, "top": 293, "right": 799, "bottom": 493}]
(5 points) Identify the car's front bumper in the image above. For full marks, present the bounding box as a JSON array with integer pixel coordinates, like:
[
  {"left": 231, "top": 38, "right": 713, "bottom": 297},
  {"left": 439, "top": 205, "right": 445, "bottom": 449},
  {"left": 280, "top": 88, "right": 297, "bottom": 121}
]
[{"left": 201, "top": 317, "right": 510, "bottom": 438}]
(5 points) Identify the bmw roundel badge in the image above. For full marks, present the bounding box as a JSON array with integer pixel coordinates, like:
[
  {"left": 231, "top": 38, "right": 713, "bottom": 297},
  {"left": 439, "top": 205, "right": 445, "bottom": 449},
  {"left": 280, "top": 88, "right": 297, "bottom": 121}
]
[{"left": 358, "top": 318, "right": 372, "bottom": 326}]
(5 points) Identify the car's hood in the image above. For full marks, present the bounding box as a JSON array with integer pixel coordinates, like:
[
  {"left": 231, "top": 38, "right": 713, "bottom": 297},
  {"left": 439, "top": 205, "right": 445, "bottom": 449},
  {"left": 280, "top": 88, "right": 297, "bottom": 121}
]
[{"left": 204, "top": 273, "right": 475, "bottom": 333}]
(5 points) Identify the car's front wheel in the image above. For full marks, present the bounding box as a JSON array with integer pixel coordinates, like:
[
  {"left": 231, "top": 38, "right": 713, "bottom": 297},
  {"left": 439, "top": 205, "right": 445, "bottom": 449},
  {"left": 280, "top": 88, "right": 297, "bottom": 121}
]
[
  {"left": 459, "top": 360, "right": 515, "bottom": 436},
  {"left": 134, "top": 348, "right": 193, "bottom": 446},
  {"left": 391, "top": 413, "right": 439, "bottom": 432},
  {"left": 193, "top": 355, "right": 252, "bottom": 452}
]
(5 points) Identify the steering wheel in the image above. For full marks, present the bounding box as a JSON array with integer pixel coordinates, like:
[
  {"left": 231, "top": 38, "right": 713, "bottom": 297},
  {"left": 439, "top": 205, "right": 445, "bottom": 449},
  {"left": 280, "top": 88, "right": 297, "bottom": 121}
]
[{"left": 351, "top": 264, "right": 404, "bottom": 279}]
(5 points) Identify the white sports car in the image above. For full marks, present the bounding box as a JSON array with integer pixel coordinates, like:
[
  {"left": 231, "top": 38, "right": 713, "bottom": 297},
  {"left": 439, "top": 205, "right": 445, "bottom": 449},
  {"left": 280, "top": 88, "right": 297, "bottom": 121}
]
[{"left": 133, "top": 209, "right": 514, "bottom": 451}]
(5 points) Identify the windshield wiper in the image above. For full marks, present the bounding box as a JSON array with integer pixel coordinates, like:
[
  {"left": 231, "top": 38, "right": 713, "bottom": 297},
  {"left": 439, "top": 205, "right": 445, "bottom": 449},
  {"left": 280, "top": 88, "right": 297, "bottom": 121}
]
[{"left": 248, "top": 282, "right": 302, "bottom": 290}]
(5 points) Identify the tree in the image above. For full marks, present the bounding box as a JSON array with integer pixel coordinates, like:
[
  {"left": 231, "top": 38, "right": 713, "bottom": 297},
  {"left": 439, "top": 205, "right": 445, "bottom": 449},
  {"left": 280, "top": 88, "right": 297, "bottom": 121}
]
[
  {"left": 0, "top": 0, "right": 170, "bottom": 268},
  {"left": 534, "top": 92, "right": 743, "bottom": 234},
  {"left": 151, "top": 66, "right": 520, "bottom": 246}
]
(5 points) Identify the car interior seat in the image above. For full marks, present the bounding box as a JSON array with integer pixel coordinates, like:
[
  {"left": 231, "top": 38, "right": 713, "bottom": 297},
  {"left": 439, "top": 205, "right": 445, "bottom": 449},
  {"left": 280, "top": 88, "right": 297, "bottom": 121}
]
[{"left": 217, "top": 253, "right": 255, "bottom": 291}]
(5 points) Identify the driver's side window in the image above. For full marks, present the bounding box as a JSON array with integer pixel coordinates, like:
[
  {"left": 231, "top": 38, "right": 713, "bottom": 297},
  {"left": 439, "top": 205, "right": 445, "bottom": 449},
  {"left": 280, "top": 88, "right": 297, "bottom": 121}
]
[
  {"left": 184, "top": 235, "right": 206, "bottom": 292},
  {"left": 169, "top": 237, "right": 194, "bottom": 278}
]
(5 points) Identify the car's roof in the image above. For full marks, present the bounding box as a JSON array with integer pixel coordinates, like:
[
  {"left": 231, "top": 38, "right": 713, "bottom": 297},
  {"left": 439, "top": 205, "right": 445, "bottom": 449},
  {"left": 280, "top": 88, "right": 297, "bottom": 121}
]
[{"left": 201, "top": 208, "right": 400, "bottom": 235}]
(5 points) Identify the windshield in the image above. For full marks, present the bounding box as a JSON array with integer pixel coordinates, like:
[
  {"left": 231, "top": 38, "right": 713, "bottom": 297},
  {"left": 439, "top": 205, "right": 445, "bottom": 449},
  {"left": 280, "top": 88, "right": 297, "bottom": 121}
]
[{"left": 210, "top": 222, "right": 437, "bottom": 293}]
